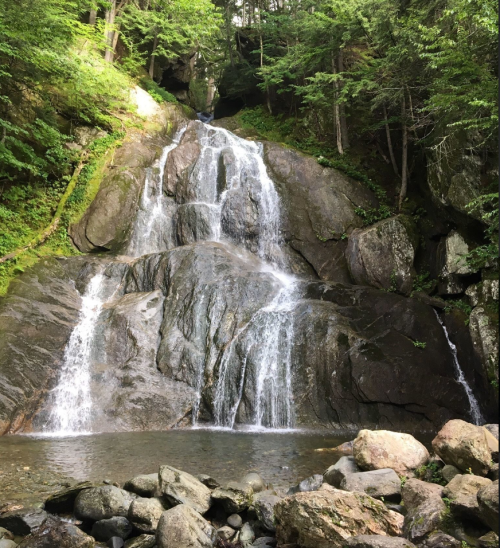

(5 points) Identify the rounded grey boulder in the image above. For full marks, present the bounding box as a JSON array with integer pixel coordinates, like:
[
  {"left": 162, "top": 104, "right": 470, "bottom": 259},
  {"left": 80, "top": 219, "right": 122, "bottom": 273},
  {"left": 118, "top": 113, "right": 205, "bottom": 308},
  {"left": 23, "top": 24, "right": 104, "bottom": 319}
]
[
  {"left": 91, "top": 516, "right": 133, "bottom": 542},
  {"left": 155, "top": 504, "right": 217, "bottom": 548},
  {"left": 74, "top": 486, "right": 135, "bottom": 521},
  {"left": 241, "top": 473, "right": 265, "bottom": 493}
]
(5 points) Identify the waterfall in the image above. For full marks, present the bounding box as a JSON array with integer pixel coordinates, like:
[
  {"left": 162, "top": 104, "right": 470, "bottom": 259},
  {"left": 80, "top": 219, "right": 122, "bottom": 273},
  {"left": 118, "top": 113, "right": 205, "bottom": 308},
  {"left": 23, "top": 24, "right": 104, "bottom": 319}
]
[
  {"left": 46, "top": 272, "right": 105, "bottom": 434},
  {"left": 434, "top": 310, "right": 484, "bottom": 425}
]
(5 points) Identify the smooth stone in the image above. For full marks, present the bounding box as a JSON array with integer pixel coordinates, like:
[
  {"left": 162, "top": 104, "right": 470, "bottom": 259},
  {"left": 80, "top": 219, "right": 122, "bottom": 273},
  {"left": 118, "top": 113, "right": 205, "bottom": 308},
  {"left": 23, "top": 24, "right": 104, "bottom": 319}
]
[
  {"left": 123, "top": 474, "right": 159, "bottom": 498},
  {"left": 196, "top": 475, "right": 220, "bottom": 490},
  {"left": 239, "top": 523, "right": 255, "bottom": 545},
  {"left": 227, "top": 514, "right": 243, "bottom": 529},
  {"left": 253, "top": 493, "right": 281, "bottom": 532},
  {"left": 241, "top": 473, "right": 265, "bottom": 493},
  {"left": 441, "top": 464, "right": 461, "bottom": 483},
  {"left": 75, "top": 486, "right": 135, "bottom": 522},
  {"left": 91, "top": 517, "right": 133, "bottom": 542},
  {"left": 340, "top": 468, "right": 401, "bottom": 501},
  {"left": 217, "top": 526, "right": 235, "bottom": 540},
  {"left": 159, "top": 465, "right": 212, "bottom": 514},
  {"left": 324, "top": 456, "right": 360, "bottom": 488},
  {"left": 155, "top": 504, "right": 217, "bottom": 548},
  {"left": 128, "top": 497, "right": 165, "bottom": 533}
]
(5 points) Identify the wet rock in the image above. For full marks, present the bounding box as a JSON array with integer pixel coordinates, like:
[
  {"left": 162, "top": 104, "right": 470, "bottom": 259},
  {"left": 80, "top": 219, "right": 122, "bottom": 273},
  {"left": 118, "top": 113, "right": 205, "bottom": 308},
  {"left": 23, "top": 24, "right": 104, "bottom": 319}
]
[
  {"left": 443, "top": 474, "right": 492, "bottom": 520},
  {"left": 478, "top": 531, "right": 499, "bottom": 548},
  {"left": 241, "top": 473, "right": 265, "bottom": 493},
  {"left": 128, "top": 497, "right": 166, "bottom": 533},
  {"left": 477, "top": 480, "right": 499, "bottom": 533},
  {"left": 17, "top": 516, "right": 94, "bottom": 547},
  {"left": 197, "top": 475, "right": 220, "bottom": 490},
  {"left": 44, "top": 482, "right": 96, "bottom": 514},
  {"left": 124, "top": 535, "right": 155, "bottom": 548},
  {"left": 239, "top": 523, "right": 255, "bottom": 546},
  {"left": 274, "top": 485, "right": 403, "bottom": 548},
  {"left": 74, "top": 486, "right": 135, "bottom": 522},
  {"left": 159, "top": 465, "right": 211, "bottom": 514},
  {"left": 217, "top": 526, "right": 235, "bottom": 540},
  {"left": 212, "top": 482, "right": 253, "bottom": 513},
  {"left": 123, "top": 475, "right": 159, "bottom": 498},
  {"left": 345, "top": 535, "right": 416, "bottom": 548},
  {"left": 418, "top": 532, "right": 460, "bottom": 548},
  {"left": 323, "top": 456, "right": 360, "bottom": 488},
  {"left": 155, "top": 504, "right": 217, "bottom": 548},
  {"left": 253, "top": 493, "right": 281, "bottom": 532},
  {"left": 353, "top": 430, "right": 429, "bottom": 476},
  {"left": 0, "top": 507, "right": 47, "bottom": 536},
  {"left": 401, "top": 479, "right": 445, "bottom": 543},
  {"left": 91, "top": 517, "right": 133, "bottom": 542},
  {"left": 432, "top": 419, "right": 495, "bottom": 476},
  {"left": 287, "top": 474, "right": 323, "bottom": 495},
  {"left": 441, "top": 465, "right": 461, "bottom": 483},
  {"left": 340, "top": 469, "right": 401, "bottom": 501},
  {"left": 227, "top": 514, "right": 243, "bottom": 529},
  {"left": 346, "top": 215, "right": 418, "bottom": 295}
]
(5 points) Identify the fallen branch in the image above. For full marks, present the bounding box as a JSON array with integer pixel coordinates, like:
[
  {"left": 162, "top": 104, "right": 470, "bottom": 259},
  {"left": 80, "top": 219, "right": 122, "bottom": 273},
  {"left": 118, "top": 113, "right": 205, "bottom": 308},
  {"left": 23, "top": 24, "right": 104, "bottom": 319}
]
[{"left": 0, "top": 151, "right": 89, "bottom": 265}]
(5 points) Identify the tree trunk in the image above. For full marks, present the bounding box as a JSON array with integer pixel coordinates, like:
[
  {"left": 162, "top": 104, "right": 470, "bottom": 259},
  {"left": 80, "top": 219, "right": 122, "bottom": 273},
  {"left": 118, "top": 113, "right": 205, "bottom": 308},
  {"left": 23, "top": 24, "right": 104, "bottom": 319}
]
[
  {"left": 332, "top": 57, "right": 343, "bottom": 155},
  {"left": 383, "top": 105, "right": 399, "bottom": 177},
  {"left": 337, "top": 51, "right": 349, "bottom": 151},
  {"left": 149, "top": 33, "right": 159, "bottom": 78},
  {"left": 104, "top": 0, "right": 116, "bottom": 63},
  {"left": 89, "top": 9, "right": 97, "bottom": 25},
  {"left": 206, "top": 77, "right": 215, "bottom": 111},
  {"left": 399, "top": 94, "right": 408, "bottom": 210}
]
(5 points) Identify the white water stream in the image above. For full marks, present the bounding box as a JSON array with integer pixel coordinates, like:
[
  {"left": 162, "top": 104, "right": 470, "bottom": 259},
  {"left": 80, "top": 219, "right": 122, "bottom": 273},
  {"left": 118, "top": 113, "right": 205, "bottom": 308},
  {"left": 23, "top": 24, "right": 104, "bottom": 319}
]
[{"left": 434, "top": 310, "right": 484, "bottom": 425}]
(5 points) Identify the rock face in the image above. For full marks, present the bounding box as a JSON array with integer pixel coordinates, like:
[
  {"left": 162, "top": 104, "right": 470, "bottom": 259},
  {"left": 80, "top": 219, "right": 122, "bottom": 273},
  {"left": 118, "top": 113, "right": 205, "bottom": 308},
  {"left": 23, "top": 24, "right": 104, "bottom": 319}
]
[
  {"left": 274, "top": 485, "right": 403, "bottom": 548},
  {"left": 477, "top": 480, "right": 499, "bottom": 533},
  {"left": 432, "top": 419, "right": 495, "bottom": 475},
  {"left": 159, "top": 465, "right": 211, "bottom": 514},
  {"left": 155, "top": 504, "right": 217, "bottom": 548},
  {"left": 74, "top": 486, "right": 135, "bottom": 522},
  {"left": 346, "top": 216, "right": 418, "bottom": 295},
  {"left": 353, "top": 430, "right": 429, "bottom": 476}
]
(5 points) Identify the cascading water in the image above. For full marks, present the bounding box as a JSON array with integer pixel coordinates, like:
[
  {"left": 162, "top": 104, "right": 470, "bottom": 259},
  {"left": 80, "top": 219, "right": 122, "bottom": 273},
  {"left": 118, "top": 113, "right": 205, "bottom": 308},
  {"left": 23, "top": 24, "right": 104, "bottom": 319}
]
[
  {"left": 434, "top": 310, "right": 484, "bottom": 425},
  {"left": 46, "top": 272, "right": 106, "bottom": 434}
]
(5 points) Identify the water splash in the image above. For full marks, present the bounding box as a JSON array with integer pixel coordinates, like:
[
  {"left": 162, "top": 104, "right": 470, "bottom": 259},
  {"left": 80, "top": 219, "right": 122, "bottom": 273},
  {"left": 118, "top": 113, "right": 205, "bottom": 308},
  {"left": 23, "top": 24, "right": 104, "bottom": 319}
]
[
  {"left": 434, "top": 310, "right": 484, "bottom": 425},
  {"left": 46, "top": 273, "right": 106, "bottom": 434}
]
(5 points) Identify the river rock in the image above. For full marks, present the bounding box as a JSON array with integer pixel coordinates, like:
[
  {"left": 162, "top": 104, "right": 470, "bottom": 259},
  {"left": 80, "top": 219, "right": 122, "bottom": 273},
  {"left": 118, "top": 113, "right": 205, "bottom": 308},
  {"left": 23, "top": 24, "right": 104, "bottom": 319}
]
[
  {"left": 44, "top": 482, "right": 96, "bottom": 514},
  {"left": 477, "top": 480, "right": 499, "bottom": 533},
  {"left": 0, "top": 541, "right": 17, "bottom": 548},
  {"left": 155, "top": 504, "right": 217, "bottom": 548},
  {"left": 212, "top": 482, "right": 253, "bottom": 513},
  {"left": 91, "top": 517, "right": 133, "bottom": 542},
  {"left": 74, "top": 486, "right": 135, "bottom": 522},
  {"left": 478, "top": 532, "right": 499, "bottom": 548},
  {"left": 107, "top": 539, "right": 124, "bottom": 548},
  {"left": 17, "top": 516, "right": 94, "bottom": 547},
  {"left": 432, "top": 419, "right": 495, "bottom": 476},
  {"left": 443, "top": 474, "right": 492, "bottom": 520},
  {"left": 274, "top": 485, "right": 403, "bottom": 548},
  {"left": 217, "top": 526, "right": 235, "bottom": 540},
  {"left": 345, "top": 535, "right": 416, "bottom": 548},
  {"left": 324, "top": 456, "right": 360, "bottom": 488},
  {"left": 124, "top": 535, "right": 155, "bottom": 548},
  {"left": 241, "top": 473, "right": 265, "bottom": 493},
  {"left": 123, "top": 475, "right": 159, "bottom": 498},
  {"left": 488, "top": 463, "right": 499, "bottom": 481},
  {"left": 419, "top": 532, "right": 460, "bottom": 548},
  {"left": 252, "top": 537, "right": 276, "bottom": 547},
  {"left": 340, "top": 469, "right": 401, "bottom": 501},
  {"left": 239, "top": 523, "right": 255, "bottom": 546},
  {"left": 253, "top": 493, "right": 281, "bottom": 532},
  {"left": 484, "top": 424, "right": 499, "bottom": 440},
  {"left": 353, "top": 430, "right": 429, "bottom": 476},
  {"left": 227, "top": 514, "right": 243, "bottom": 529},
  {"left": 287, "top": 474, "right": 323, "bottom": 495},
  {"left": 401, "top": 479, "right": 445, "bottom": 543},
  {"left": 159, "top": 465, "right": 211, "bottom": 514},
  {"left": 128, "top": 497, "right": 166, "bottom": 533},
  {"left": 346, "top": 215, "right": 418, "bottom": 295},
  {"left": 442, "top": 465, "right": 461, "bottom": 483},
  {"left": 196, "top": 475, "right": 220, "bottom": 490},
  {"left": 0, "top": 508, "right": 47, "bottom": 536},
  {"left": 0, "top": 530, "right": 13, "bottom": 541}
]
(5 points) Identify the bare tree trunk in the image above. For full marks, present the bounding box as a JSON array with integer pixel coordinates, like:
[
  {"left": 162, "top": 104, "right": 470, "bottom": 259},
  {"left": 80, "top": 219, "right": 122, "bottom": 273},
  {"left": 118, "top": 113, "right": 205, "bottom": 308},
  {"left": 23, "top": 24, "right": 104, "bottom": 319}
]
[
  {"left": 332, "top": 57, "right": 343, "bottom": 155},
  {"left": 89, "top": 9, "right": 97, "bottom": 25},
  {"left": 149, "top": 33, "right": 159, "bottom": 78},
  {"left": 206, "top": 77, "right": 216, "bottom": 111},
  {"left": 383, "top": 105, "right": 399, "bottom": 177},
  {"left": 399, "top": 93, "right": 408, "bottom": 210},
  {"left": 104, "top": 0, "right": 116, "bottom": 63},
  {"left": 337, "top": 51, "right": 349, "bottom": 151}
]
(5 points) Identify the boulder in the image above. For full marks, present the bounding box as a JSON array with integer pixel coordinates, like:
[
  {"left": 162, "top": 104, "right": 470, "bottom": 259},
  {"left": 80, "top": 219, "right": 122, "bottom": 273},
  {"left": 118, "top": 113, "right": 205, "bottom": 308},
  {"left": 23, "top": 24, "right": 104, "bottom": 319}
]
[
  {"left": 253, "top": 492, "right": 281, "bottom": 532},
  {"left": 346, "top": 215, "right": 418, "bottom": 295},
  {"left": 74, "top": 486, "right": 135, "bottom": 522},
  {"left": 418, "top": 532, "right": 460, "bottom": 548},
  {"left": 128, "top": 497, "right": 166, "bottom": 533},
  {"left": 227, "top": 514, "right": 243, "bottom": 529},
  {"left": 196, "top": 475, "right": 220, "bottom": 490},
  {"left": 217, "top": 526, "right": 235, "bottom": 540},
  {"left": 159, "top": 465, "right": 211, "bottom": 514},
  {"left": 442, "top": 465, "right": 461, "bottom": 484},
  {"left": 469, "top": 306, "right": 499, "bottom": 392},
  {"left": 478, "top": 532, "right": 499, "bottom": 548},
  {"left": 274, "top": 485, "right": 403, "bottom": 548},
  {"left": 0, "top": 507, "right": 47, "bottom": 536},
  {"left": 212, "top": 482, "right": 253, "bottom": 513},
  {"left": 44, "top": 482, "right": 96, "bottom": 514},
  {"left": 287, "top": 474, "right": 323, "bottom": 495},
  {"left": 16, "top": 517, "right": 94, "bottom": 547},
  {"left": 241, "top": 473, "right": 265, "bottom": 493},
  {"left": 340, "top": 469, "right": 401, "bottom": 501},
  {"left": 488, "top": 463, "right": 499, "bottom": 481},
  {"left": 124, "top": 536, "right": 155, "bottom": 548},
  {"left": 353, "top": 430, "right": 429, "bottom": 476},
  {"left": 482, "top": 427, "right": 499, "bottom": 462},
  {"left": 239, "top": 523, "right": 255, "bottom": 546},
  {"left": 123, "top": 475, "right": 159, "bottom": 498},
  {"left": 401, "top": 479, "right": 446, "bottom": 543},
  {"left": 106, "top": 539, "right": 124, "bottom": 548},
  {"left": 345, "top": 535, "right": 416, "bottom": 548},
  {"left": 437, "top": 231, "right": 476, "bottom": 295},
  {"left": 432, "top": 420, "right": 495, "bottom": 476},
  {"left": 324, "top": 456, "right": 360, "bottom": 488},
  {"left": 0, "top": 541, "right": 17, "bottom": 548},
  {"left": 477, "top": 480, "right": 499, "bottom": 533},
  {"left": 252, "top": 537, "right": 276, "bottom": 547},
  {"left": 155, "top": 504, "right": 217, "bottom": 548},
  {"left": 0, "top": 529, "right": 13, "bottom": 541},
  {"left": 91, "top": 517, "right": 133, "bottom": 542},
  {"left": 443, "top": 474, "right": 492, "bottom": 520},
  {"left": 484, "top": 424, "right": 499, "bottom": 440}
]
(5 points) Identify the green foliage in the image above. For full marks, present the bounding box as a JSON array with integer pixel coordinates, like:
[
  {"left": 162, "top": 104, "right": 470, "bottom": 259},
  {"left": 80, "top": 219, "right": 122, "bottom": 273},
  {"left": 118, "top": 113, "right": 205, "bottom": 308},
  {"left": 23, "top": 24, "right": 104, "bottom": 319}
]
[
  {"left": 413, "top": 340, "right": 427, "bottom": 349},
  {"left": 444, "top": 299, "right": 473, "bottom": 325},
  {"left": 415, "top": 461, "right": 446, "bottom": 484},
  {"left": 412, "top": 271, "right": 434, "bottom": 293},
  {"left": 354, "top": 205, "right": 393, "bottom": 226},
  {"left": 139, "top": 78, "right": 178, "bottom": 104}
]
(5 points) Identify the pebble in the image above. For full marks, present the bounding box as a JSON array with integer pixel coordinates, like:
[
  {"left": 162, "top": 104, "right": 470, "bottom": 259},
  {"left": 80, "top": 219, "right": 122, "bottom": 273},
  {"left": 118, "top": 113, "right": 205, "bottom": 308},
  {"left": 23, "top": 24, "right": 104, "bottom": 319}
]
[{"left": 227, "top": 513, "right": 243, "bottom": 528}]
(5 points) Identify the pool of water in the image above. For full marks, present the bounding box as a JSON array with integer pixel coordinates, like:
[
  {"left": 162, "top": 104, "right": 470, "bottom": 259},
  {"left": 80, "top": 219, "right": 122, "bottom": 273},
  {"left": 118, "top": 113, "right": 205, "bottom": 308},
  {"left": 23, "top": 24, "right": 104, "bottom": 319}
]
[{"left": 0, "top": 428, "right": 351, "bottom": 491}]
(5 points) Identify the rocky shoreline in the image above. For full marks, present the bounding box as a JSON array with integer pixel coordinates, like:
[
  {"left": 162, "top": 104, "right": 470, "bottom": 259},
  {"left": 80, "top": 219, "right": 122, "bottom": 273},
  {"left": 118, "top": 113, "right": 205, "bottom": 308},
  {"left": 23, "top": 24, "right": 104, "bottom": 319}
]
[{"left": 0, "top": 419, "right": 498, "bottom": 548}]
